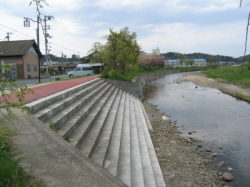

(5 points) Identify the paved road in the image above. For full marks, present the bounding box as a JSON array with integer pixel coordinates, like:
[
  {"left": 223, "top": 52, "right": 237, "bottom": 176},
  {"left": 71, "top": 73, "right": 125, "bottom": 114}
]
[{"left": 16, "top": 75, "right": 69, "bottom": 86}]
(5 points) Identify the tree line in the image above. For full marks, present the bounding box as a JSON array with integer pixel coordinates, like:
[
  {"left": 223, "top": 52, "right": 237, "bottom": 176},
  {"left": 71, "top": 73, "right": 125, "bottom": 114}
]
[{"left": 161, "top": 52, "right": 248, "bottom": 63}]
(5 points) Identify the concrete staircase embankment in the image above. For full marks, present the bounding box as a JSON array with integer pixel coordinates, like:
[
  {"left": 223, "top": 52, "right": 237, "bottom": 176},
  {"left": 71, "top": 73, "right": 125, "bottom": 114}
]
[{"left": 25, "top": 78, "right": 165, "bottom": 187}]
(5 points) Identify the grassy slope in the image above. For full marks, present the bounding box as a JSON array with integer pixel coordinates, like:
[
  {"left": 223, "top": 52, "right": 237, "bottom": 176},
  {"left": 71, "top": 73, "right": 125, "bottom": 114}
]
[
  {"left": 203, "top": 66, "right": 250, "bottom": 88},
  {"left": 203, "top": 66, "right": 250, "bottom": 100}
]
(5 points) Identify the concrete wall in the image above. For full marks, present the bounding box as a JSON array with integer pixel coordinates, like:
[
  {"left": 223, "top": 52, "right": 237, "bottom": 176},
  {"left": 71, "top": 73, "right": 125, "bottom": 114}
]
[
  {"left": 23, "top": 52, "right": 39, "bottom": 79},
  {"left": 106, "top": 69, "right": 180, "bottom": 99},
  {"left": 1, "top": 52, "right": 39, "bottom": 79}
]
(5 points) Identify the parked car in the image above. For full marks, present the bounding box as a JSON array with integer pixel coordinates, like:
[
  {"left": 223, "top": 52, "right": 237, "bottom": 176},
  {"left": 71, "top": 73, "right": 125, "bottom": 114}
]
[{"left": 67, "top": 64, "right": 94, "bottom": 77}]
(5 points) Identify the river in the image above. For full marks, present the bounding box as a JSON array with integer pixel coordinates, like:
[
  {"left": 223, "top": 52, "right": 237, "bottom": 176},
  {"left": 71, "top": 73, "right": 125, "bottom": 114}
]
[{"left": 143, "top": 72, "right": 250, "bottom": 186}]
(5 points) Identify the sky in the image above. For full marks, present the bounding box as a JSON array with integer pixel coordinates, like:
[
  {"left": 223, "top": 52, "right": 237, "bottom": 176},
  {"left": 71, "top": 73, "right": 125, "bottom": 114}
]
[{"left": 0, "top": 0, "right": 250, "bottom": 58}]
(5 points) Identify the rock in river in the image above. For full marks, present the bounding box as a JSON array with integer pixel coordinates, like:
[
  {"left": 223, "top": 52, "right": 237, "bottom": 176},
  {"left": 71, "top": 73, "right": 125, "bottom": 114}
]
[
  {"left": 162, "top": 116, "right": 169, "bottom": 121},
  {"left": 222, "top": 172, "right": 234, "bottom": 182}
]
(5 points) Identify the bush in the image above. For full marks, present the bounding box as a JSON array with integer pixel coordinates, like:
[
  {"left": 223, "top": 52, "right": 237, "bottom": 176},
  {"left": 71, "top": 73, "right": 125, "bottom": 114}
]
[{"left": 55, "top": 77, "right": 61, "bottom": 81}]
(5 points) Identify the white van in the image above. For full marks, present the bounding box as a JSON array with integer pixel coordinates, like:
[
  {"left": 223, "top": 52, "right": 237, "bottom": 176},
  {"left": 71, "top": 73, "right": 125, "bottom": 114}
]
[{"left": 68, "top": 64, "right": 94, "bottom": 78}]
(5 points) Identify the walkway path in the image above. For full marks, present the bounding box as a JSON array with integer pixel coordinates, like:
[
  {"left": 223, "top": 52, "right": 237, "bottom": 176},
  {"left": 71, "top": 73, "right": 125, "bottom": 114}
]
[{"left": 6, "top": 75, "right": 99, "bottom": 104}]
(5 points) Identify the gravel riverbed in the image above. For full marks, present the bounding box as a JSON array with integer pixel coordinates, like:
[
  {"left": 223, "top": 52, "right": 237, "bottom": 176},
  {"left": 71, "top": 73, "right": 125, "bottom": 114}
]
[{"left": 143, "top": 102, "right": 223, "bottom": 187}]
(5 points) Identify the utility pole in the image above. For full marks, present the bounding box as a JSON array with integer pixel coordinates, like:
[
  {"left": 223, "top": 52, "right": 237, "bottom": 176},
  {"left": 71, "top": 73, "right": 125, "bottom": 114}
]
[
  {"left": 44, "top": 15, "right": 54, "bottom": 77},
  {"left": 61, "top": 52, "right": 64, "bottom": 74},
  {"left": 24, "top": 15, "right": 41, "bottom": 83},
  {"left": 5, "top": 32, "right": 12, "bottom": 41}
]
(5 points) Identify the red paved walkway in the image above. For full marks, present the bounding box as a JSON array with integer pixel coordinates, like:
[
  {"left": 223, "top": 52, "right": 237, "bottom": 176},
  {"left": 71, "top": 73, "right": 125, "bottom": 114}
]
[{"left": 2, "top": 75, "right": 99, "bottom": 105}]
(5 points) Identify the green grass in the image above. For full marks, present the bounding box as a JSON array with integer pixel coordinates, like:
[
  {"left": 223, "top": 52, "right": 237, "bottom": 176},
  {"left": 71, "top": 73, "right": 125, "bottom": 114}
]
[
  {"left": 203, "top": 66, "right": 250, "bottom": 88},
  {"left": 177, "top": 64, "right": 219, "bottom": 72},
  {"left": 0, "top": 122, "right": 44, "bottom": 186},
  {"left": 54, "top": 77, "right": 61, "bottom": 81}
]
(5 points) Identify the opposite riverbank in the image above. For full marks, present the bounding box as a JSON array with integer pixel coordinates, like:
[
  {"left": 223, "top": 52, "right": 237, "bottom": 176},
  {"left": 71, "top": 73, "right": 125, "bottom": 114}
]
[{"left": 179, "top": 72, "right": 250, "bottom": 103}]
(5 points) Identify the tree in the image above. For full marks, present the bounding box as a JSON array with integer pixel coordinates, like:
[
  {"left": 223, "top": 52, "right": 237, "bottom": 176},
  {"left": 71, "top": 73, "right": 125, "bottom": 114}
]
[
  {"left": 90, "top": 27, "right": 141, "bottom": 74},
  {"left": 89, "top": 42, "right": 105, "bottom": 66},
  {"left": 179, "top": 59, "right": 184, "bottom": 67},
  {"left": 139, "top": 54, "right": 164, "bottom": 68},
  {"left": 0, "top": 64, "right": 33, "bottom": 122}
]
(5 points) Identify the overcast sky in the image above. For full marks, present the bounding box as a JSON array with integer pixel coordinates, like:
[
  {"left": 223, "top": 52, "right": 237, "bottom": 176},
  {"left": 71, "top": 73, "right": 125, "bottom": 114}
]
[{"left": 0, "top": 0, "right": 250, "bottom": 58}]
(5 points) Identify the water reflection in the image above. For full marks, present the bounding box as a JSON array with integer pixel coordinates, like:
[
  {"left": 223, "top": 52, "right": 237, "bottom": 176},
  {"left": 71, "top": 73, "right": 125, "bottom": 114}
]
[{"left": 144, "top": 73, "right": 250, "bottom": 186}]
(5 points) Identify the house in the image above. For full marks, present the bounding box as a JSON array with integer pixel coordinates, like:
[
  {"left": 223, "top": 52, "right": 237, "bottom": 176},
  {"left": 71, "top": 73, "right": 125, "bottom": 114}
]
[
  {"left": 0, "top": 40, "right": 42, "bottom": 79},
  {"left": 164, "top": 58, "right": 207, "bottom": 68},
  {"left": 63, "top": 62, "right": 79, "bottom": 74},
  {"left": 164, "top": 59, "right": 181, "bottom": 68},
  {"left": 219, "top": 61, "right": 236, "bottom": 66},
  {"left": 193, "top": 59, "right": 207, "bottom": 67}
]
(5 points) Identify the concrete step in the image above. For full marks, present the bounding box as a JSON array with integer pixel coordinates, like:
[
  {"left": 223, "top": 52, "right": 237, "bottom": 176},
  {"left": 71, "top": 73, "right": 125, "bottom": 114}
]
[
  {"left": 79, "top": 88, "right": 119, "bottom": 157},
  {"left": 56, "top": 84, "right": 112, "bottom": 140},
  {"left": 26, "top": 78, "right": 101, "bottom": 113},
  {"left": 91, "top": 90, "right": 123, "bottom": 167},
  {"left": 46, "top": 82, "right": 109, "bottom": 130},
  {"left": 128, "top": 95, "right": 144, "bottom": 187},
  {"left": 103, "top": 92, "right": 126, "bottom": 177},
  {"left": 68, "top": 86, "right": 116, "bottom": 149},
  {"left": 33, "top": 80, "right": 104, "bottom": 122},
  {"left": 116, "top": 93, "right": 131, "bottom": 186},
  {"left": 27, "top": 78, "right": 166, "bottom": 187},
  {"left": 136, "top": 99, "right": 166, "bottom": 187},
  {"left": 133, "top": 98, "right": 157, "bottom": 187}
]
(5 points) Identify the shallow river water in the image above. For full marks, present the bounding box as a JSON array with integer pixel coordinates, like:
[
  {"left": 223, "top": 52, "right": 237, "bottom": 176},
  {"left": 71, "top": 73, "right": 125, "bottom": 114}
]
[{"left": 144, "top": 72, "right": 250, "bottom": 186}]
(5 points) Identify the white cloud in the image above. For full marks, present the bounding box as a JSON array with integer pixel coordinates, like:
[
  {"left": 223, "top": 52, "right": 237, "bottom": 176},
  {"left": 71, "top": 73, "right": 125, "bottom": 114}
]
[
  {"left": 138, "top": 21, "right": 245, "bottom": 57},
  {"left": 46, "top": 0, "right": 84, "bottom": 11},
  {"left": 0, "top": 0, "right": 249, "bottom": 57},
  {"left": 164, "top": 0, "right": 239, "bottom": 12},
  {"left": 91, "top": 0, "right": 158, "bottom": 9}
]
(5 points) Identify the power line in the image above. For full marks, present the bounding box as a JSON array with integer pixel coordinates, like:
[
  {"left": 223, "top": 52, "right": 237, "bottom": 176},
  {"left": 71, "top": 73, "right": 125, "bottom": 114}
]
[
  {"left": 0, "top": 23, "right": 35, "bottom": 39},
  {"left": 50, "top": 42, "right": 83, "bottom": 55}
]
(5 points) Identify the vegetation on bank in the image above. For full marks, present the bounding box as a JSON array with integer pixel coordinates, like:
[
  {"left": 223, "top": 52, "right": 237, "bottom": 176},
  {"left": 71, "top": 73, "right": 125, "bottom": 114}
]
[
  {"left": 100, "top": 67, "right": 166, "bottom": 82},
  {"left": 203, "top": 66, "right": 250, "bottom": 101},
  {"left": 100, "top": 65, "right": 219, "bottom": 82},
  {"left": 203, "top": 66, "right": 250, "bottom": 88}
]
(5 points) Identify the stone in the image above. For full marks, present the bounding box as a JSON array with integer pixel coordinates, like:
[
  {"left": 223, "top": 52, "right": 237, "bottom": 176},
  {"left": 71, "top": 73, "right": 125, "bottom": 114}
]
[
  {"left": 217, "top": 161, "right": 224, "bottom": 167},
  {"left": 155, "top": 147, "right": 161, "bottom": 152},
  {"left": 212, "top": 153, "right": 218, "bottom": 157},
  {"left": 228, "top": 167, "right": 233, "bottom": 171},
  {"left": 205, "top": 148, "right": 212, "bottom": 152},
  {"left": 162, "top": 116, "right": 169, "bottom": 121},
  {"left": 222, "top": 172, "right": 234, "bottom": 182}
]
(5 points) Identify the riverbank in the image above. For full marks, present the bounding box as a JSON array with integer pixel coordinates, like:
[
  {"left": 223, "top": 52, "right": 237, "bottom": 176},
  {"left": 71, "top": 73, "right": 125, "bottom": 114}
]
[
  {"left": 143, "top": 102, "right": 223, "bottom": 186},
  {"left": 178, "top": 72, "right": 250, "bottom": 102}
]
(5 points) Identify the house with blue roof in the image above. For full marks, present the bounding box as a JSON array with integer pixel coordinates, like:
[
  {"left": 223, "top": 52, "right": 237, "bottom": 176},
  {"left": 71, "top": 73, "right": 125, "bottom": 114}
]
[
  {"left": 164, "top": 59, "right": 180, "bottom": 68},
  {"left": 164, "top": 58, "right": 207, "bottom": 68},
  {"left": 193, "top": 59, "right": 207, "bottom": 67},
  {"left": 219, "top": 61, "right": 236, "bottom": 66}
]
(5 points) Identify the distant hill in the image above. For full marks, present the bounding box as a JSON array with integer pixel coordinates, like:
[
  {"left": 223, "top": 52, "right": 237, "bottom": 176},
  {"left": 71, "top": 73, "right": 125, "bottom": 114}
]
[
  {"left": 161, "top": 52, "right": 249, "bottom": 63},
  {"left": 236, "top": 54, "right": 250, "bottom": 63}
]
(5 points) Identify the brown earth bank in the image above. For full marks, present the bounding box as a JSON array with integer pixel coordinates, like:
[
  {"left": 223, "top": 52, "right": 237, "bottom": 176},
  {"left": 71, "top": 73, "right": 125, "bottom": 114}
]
[
  {"left": 142, "top": 72, "right": 250, "bottom": 187},
  {"left": 178, "top": 73, "right": 250, "bottom": 102}
]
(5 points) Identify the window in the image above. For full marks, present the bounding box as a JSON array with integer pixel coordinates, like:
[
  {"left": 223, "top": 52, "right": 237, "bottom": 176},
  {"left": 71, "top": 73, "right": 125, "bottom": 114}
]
[
  {"left": 75, "top": 67, "right": 81, "bottom": 71},
  {"left": 27, "top": 64, "right": 31, "bottom": 72},
  {"left": 82, "top": 67, "right": 93, "bottom": 70},
  {"left": 4, "top": 62, "right": 16, "bottom": 76},
  {"left": 34, "top": 64, "right": 38, "bottom": 72}
]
